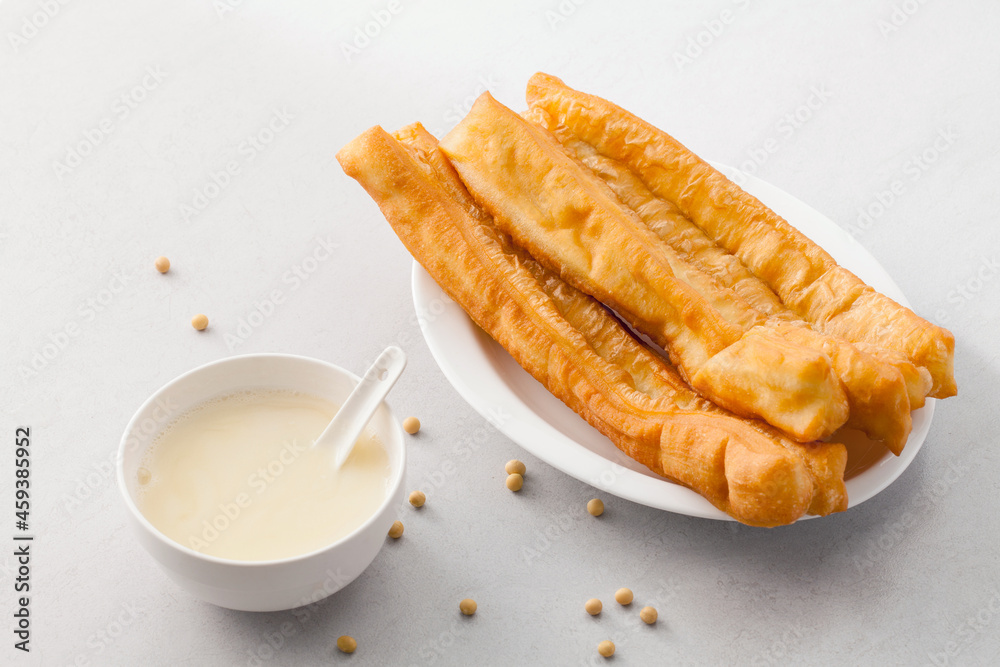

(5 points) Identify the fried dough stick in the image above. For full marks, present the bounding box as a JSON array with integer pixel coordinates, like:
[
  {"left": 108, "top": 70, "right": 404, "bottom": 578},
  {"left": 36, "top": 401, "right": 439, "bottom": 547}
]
[
  {"left": 526, "top": 72, "right": 956, "bottom": 399},
  {"left": 337, "top": 124, "right": 847, "bottom": 525},
  {"left": 532, "top": 116, "right": 931, "bottom": 409},
  {"left": 392, "top": 123, "right": 844, "bottom": 513},
  {"left": 526, "top": 107, "right": 920, "bottom": 455},
  {"left": 438, "top": 92, "right": 849, "bottom": 442}
]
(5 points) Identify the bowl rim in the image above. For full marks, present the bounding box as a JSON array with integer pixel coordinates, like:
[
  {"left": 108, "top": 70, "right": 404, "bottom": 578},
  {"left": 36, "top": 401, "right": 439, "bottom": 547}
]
[{"left": 116, "top": 352, "right": 407, "bottom": 568}]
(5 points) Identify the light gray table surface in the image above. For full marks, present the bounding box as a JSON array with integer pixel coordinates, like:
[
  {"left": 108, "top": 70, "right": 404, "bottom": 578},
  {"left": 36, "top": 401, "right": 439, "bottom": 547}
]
[{"left": 2, "top": 1, "right": 998, "bottom": 665}]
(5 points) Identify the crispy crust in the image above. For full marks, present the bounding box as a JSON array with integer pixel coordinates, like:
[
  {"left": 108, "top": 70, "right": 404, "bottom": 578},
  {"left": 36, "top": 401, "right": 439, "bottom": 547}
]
[
  {"left": 526, "top": 107, "right": 917, "bottom": 454},
  {"left": 439, "top": 92, "right": 849, "bottom": 442},
  {"left": 337, "top": 124, "right": 847, "bottom": 525},
  {"left": 526, "top": 72, "right": 956, "bottom": 399},
  {"left": 441, "top": 95, "right": 743, "bottom": 370}
]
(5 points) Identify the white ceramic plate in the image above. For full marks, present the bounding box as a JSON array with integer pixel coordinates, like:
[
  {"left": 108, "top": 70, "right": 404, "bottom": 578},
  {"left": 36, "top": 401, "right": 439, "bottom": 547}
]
[{"left": 411, "top": 163, "right": 934, "bottom": 522}]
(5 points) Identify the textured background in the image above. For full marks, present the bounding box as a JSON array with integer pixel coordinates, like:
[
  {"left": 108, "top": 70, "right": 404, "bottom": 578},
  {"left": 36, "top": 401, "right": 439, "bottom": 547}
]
[{"left": 1, "top": 1, "right": 998, "bottom": 665}]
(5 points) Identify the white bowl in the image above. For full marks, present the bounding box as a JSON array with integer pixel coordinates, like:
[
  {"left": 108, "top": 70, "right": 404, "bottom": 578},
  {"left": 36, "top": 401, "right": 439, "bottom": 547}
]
[{"left": 116, "top": 353, "right": 407, "bottom": 612}]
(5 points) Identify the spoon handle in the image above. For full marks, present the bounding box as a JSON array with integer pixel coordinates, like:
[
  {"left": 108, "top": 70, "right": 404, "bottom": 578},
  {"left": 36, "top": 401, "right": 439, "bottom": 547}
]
[{"left": 317, "top": 346, "right": 407, "bottom": 469}]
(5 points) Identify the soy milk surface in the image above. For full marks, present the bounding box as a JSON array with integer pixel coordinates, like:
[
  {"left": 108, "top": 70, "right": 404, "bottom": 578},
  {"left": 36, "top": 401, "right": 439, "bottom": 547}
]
[{"left": 137, "top": 390, "right": 392, "bottom": 561}]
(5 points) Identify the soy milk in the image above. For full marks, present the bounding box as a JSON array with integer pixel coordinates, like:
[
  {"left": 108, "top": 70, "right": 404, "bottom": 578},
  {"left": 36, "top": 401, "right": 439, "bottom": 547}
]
[{"left": 137, "top": 390, "right": 392, "bottom": 561}]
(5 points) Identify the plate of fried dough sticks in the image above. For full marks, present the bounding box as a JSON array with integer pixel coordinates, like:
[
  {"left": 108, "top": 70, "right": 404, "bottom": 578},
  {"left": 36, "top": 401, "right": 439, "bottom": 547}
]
[{"left": 337, "top": 73, "right": 956, "bottom": 527}]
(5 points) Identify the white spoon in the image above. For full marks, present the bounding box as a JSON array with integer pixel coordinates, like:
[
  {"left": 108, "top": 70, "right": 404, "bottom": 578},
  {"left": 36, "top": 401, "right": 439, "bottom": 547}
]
[{"left": 313, "top": 346, "right": 407, "bottom": 469}]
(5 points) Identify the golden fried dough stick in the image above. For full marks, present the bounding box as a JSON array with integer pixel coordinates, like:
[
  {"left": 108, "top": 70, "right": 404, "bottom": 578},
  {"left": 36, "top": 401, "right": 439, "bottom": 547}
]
[
  {"left": 855, "top": 342, "right": 932, "bottom": 409},
  {"left": 509, "top": 253, "right": 847, "bottom": 518},
  {"left": 522, "top": 107, "right": 793, "bottom": 319},
  {"left": 525, "top": 108, "right": 919, "bottom": 454},
  {"left": 541, "top": 117, "right": 931, "bottom": 411},
  {"left": 439, "top": 92, "right": 850, "bottom": 442},
  {"left": 764, "top": 321, "right": 910, "bottom": 454},
  {"left": 337, "top": 124, "right": 847, "bottom": 525},
  {"left": 395, "top": 123, "right": 847, "bottom": 517},
  {"left": 526, "top": 72, "right": 956, "bottom": 399}
]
